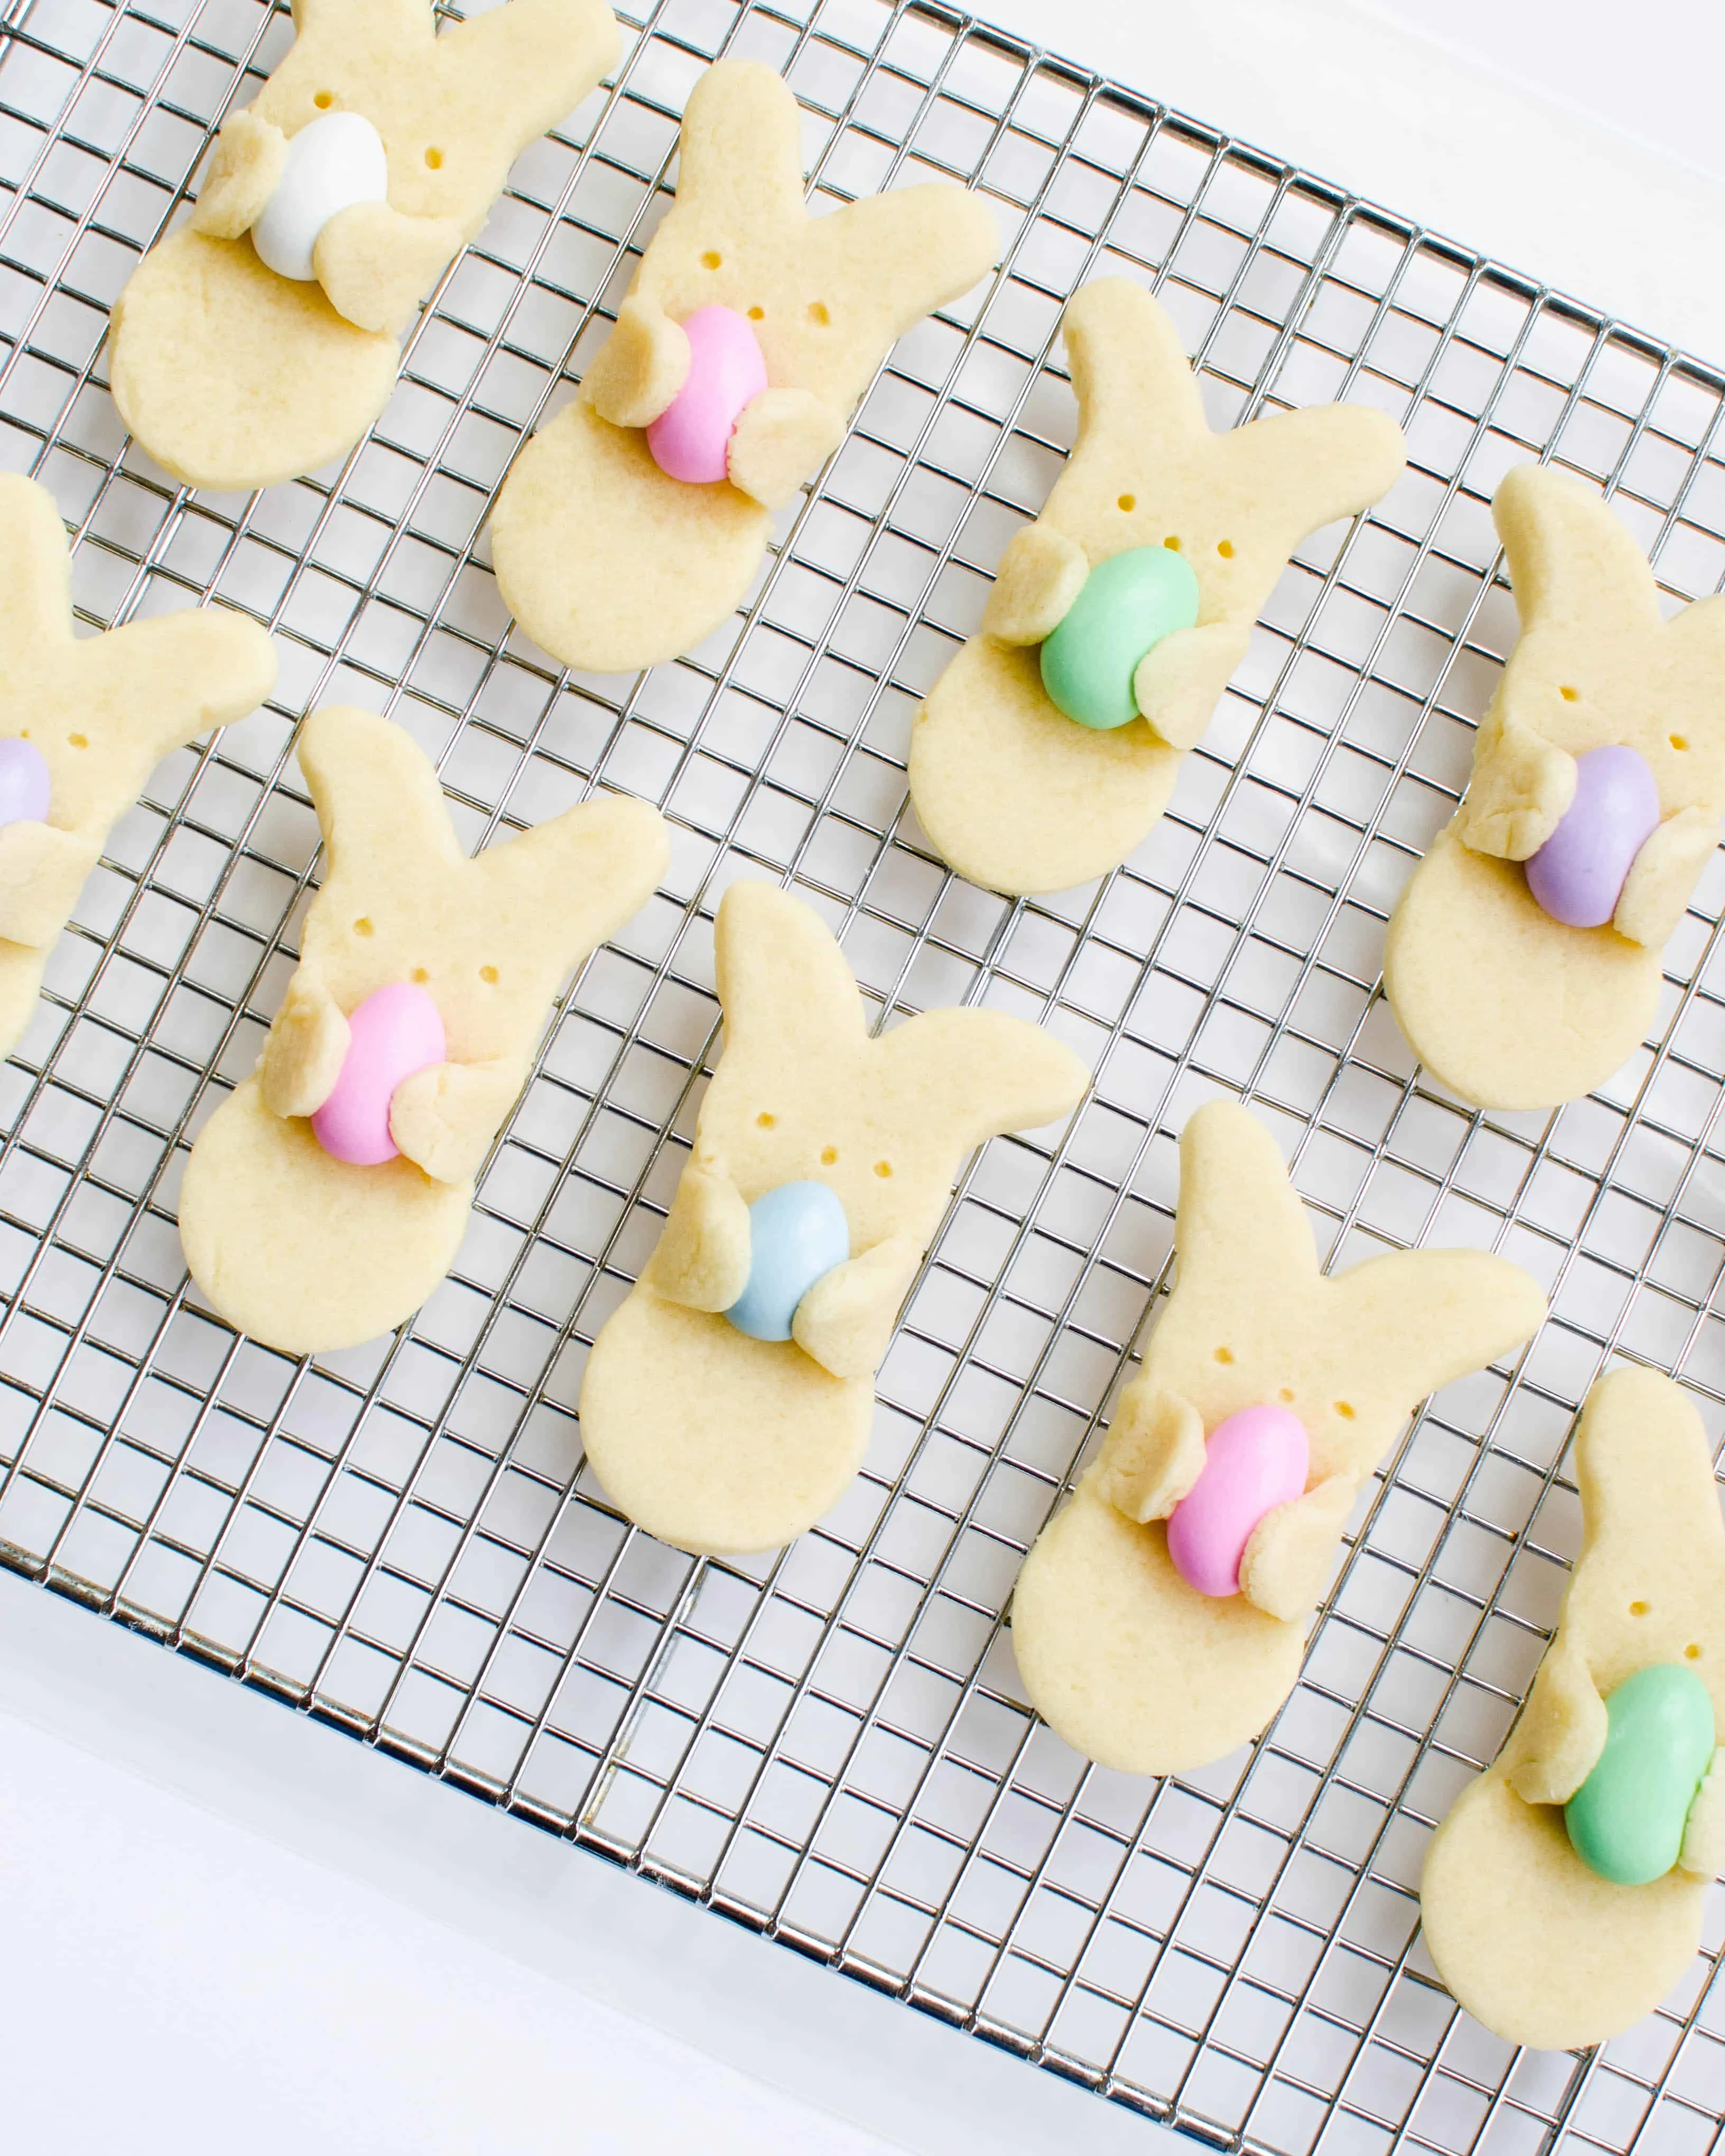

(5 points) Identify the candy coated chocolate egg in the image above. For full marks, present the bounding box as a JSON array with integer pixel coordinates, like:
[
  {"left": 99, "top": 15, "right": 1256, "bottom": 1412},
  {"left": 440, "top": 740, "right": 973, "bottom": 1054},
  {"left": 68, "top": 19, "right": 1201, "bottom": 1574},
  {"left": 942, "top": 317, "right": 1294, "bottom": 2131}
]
[
  {"left": 646, "top": 305, "right": 769, "bottom": 486},
  {"left": 725, "top": 1179, "right": 849, "bottom": 1343},
  {"left": 1164, "top": 1403, "right": 1309, "bottom": 1599},
  {"left": 1565, "top": 1663, "right": 1715, "bottom": 1886},
  {"left": 311, "top": 981, "right": 446, "bottom": 1167},
  {"left": 252, "top": 111, "right": 389, "bottom": 283},
  {"left": 0, "top": 737, "right": 51, "bottom": 828},
  {"left": 1525, "top": 743, "right": 1662, "bottom": 930},
  {"left": 1040, "top": 545, "right": 1201, "bottom": 730}
]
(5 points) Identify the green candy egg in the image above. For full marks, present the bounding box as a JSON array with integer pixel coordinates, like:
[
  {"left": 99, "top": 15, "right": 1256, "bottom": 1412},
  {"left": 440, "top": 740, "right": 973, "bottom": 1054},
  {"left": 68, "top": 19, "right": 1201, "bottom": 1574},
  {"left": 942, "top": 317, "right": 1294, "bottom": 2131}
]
[
  {"left": 1564, "top": 1663, "right": 1715, "bottom": 1886},
  {"left": 1039, "top": 545, "right": 1202, "bottom": 730}
]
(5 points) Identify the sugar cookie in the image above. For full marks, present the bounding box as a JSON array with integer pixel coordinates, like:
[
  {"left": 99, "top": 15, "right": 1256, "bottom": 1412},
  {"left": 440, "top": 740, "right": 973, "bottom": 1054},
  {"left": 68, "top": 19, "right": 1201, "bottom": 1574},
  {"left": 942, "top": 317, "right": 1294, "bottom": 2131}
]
[
  {"left": 0, "top": 475, "right": 276, "bottom": 1060},
  {"left": 1012, "top": 1101, "right": 1545, "bottom": 1776},
  {"left": 489, "top": 59, "right": 1000, "bottom": 672},
  {"left": 908, "top": 279, "right": 1406, "bottom": 895},
  {"left": 1385, "top": 464, "right": 1725, "bottom": 1111},
  {"left": 578, "top": 882, "right": 1090, "bottom": 1555},
  {"left": 1422, "top": 1368, "right": 1725, "bottom": 2050},
  {"left": 178, "top": 708, "right": 667, "bottom": 1355},
  {"left": 110, "top": 0, "right": 620, "bottom": 491}
]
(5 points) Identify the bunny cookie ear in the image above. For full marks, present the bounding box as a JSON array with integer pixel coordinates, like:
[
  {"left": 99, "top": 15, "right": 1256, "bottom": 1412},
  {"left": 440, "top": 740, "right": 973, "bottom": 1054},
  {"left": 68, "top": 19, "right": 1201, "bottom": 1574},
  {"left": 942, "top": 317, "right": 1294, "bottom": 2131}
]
[
  {"left": 1219, "top": 402, "right": 1407, "bottom": 547},
  {"left": 1063, "top": 277, "right": 1208, "bottom": 459},
  {"left": 474, "top": 792, "right": 669, "bottom": 970},
  {"left": 1494, "top": 463, "right": 1664, "bottom": 644},
  {"left": 876, "top": 1006, "right": 1090, "bottom": 1151},
  {"left": 298, "top": 707, "right": 467, "bottom": 875},
  {"left": 672, "top": 59, "right": 809, "bottom": 228},
  {"left": 1173, "top": 1099, "right": 1318, "bottom": 1288},
  {"left": 1327, "top": 1244, "right": 1548, "bottom": 1412},
  {"left": 714, "top": 880, "right": 868, "bottom": 1053},
  {"left": 0, "top": 473, "right": 74, "bottom": 654},
  {"left": 1575, "top": 1364, "right": 1725, "bottom": 1568},
  {"left": 820, "top": 183, "right": 1000, "bottom": 337},
  {"left": 448, "top": 0, "right": 621, "bottom": 152}
]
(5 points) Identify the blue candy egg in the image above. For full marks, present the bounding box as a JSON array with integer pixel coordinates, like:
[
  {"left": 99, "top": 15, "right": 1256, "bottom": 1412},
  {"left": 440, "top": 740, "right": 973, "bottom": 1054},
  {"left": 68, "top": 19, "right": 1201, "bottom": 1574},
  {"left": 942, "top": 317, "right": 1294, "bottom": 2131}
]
[
  {"left": 0, "top": 736, "right": 51, "bottom": 829},
  {"left": 725, "top": 1179, "right": 850, "bottom": 1342}
]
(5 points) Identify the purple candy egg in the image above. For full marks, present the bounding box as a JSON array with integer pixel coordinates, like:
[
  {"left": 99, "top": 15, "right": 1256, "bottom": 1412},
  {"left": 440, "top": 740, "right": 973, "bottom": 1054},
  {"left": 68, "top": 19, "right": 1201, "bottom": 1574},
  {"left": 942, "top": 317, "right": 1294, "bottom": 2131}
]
[
  {"left": 1525, "top": 744, "right": 1662, "bottom": 930},
  {"left": 1165, "top": 1404, "right": 1310, "bottom": 1599},
  {"left": 0, "top": 736, "right": 51, "bottom": 829}
]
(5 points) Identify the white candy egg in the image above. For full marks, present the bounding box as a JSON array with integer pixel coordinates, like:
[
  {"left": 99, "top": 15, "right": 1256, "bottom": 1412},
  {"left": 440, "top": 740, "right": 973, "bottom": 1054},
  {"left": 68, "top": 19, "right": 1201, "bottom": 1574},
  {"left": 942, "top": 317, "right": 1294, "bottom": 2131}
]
[{"left": 251, "top": 111, "right": 389, "bottom": 283}]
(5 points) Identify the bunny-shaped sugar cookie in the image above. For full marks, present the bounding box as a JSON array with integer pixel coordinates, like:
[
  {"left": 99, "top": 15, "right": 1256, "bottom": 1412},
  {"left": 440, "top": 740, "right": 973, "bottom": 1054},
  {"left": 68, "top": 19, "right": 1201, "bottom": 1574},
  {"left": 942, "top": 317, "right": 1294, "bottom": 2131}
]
[
  {"left": 1423, "top": 1369, "right": 1725, "bottom": 2050},
  {"left": 1385, "top": 464, "right": 1725, "bottom": 1111},
  {"left": 579, "top": 882, "right": 1090, "bottom": 1555},
  {"left": 1012, "top": 1102, "right": 1546, "bottom": 1774},
  {"left": 908, "top": 280, "right": 1406, "bottom": 895},
  {"left": 110, "top": 0, "right": 619, "bottom": 491},
  {"left": 178, "top": 708, "right": 667, "bottom": 1355},
  {"left": 0, "top": 475, "right": 276, "bottom": 1059},
  {"left": 489, "top": 59, "right": 1000, "bottom": 672}
]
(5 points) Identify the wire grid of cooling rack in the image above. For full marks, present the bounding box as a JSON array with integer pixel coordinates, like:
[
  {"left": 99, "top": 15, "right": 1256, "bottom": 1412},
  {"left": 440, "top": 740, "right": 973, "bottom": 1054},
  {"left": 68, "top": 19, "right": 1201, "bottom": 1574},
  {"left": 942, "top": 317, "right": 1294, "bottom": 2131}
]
[{"left": 4, "top": 0, "right": 1725, "bottom": 2149}]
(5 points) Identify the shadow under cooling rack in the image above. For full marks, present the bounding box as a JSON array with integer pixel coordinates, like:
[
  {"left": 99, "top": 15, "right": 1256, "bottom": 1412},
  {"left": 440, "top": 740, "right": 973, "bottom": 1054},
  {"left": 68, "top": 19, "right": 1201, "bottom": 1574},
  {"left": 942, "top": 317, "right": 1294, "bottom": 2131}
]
[{"left": 4, "top": 1, "right": 1725, "bottom": 2150}]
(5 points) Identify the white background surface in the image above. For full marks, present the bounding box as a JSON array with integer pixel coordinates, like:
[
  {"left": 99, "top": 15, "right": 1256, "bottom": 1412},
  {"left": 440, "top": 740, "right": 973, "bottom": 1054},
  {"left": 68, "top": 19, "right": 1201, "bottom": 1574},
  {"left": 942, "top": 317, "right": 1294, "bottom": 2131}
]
[{"left": 5, "top": 2, "right": 1725, "bottom": 2151}]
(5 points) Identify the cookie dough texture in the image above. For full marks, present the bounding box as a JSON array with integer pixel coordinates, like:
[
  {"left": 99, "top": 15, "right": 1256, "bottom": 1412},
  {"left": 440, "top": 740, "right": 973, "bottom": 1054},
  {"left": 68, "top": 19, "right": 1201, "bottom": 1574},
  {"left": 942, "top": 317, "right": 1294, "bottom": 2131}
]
[
  {"left": 1386, "top": 463, "right": 1725, "bottom": 1110},
  {"left": 1422, "top": 1368, "right": 1725, "bottom": 2050},
  {"left": 178, "top": 707, "right": 667, "bottom": 1356},
  {"left": 110, "top": 0, "right": 620, "bottom": 491},
  {"left": 908, "top": 278, "right": 1406, "bottom": 895},
  {"left": 1012, "top": 1101, "right": 1546, "bottom": 1776},
  {"left": 0, "top": 474, "right": 276, "bottom": 1059},
  {"left": 489, "top": 58, "right": 1000, "bottom": 673},
  {"left": 578, "top": 881, "right": 1090, "bottom": 1556}
]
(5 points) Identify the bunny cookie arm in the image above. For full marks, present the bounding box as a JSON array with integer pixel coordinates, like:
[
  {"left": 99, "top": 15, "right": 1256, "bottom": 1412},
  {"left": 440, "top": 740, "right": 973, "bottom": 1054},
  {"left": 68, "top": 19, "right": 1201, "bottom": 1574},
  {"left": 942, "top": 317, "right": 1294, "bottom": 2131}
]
[
  {"left": 726, "top": 387, "right": 847, "bottom": 512},
  {"left": 1238, "top": 1471, "right": 1355, "bottom": 1622},
  {"left": 192, "top": 110, "right": 289, "bottom": 237},
  {"left": 585, "top": 298, "right": 693, "bottom": 429},
  {"left": 648, "top": 1160, "right": 753, "bottom": 1312},
  {"left": 1455, "top": 710, "right": 1577, "bottom": 860},
  {"left": 314, "top": 202, "right": 467, "bottom": 337},
  {"left": 261, "top": 975, "right": 352, "bottom": 1119},
  {"left": 1132, "top": 621, "right": 1253, "bottom": 754},
  {"left": 982, "top": 525, "right": 1091, "bottom": 646},
  {"left": 1093, "top": 1386, "right": 1208, "bottom": 1522},
  {"left": 1422, "top": 1369, "right": 1725, "bottom": 2049},
  {"left": 792, "top": 1233, "right": 921, "bottom": 1380},
  {"left": 1614, "top": 806, "right": 1720, "bottom": 944},
  {"left": 388, "top": 1056, "right": 521, "bottom": 1184}
]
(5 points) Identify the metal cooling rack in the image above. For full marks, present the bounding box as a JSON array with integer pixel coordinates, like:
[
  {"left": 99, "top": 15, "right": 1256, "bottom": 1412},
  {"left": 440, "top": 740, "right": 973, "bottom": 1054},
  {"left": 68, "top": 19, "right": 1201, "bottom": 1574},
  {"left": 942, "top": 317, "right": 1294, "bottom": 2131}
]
[{"left": 4, "top": 0, "right": 1725, "bottom": 2148}]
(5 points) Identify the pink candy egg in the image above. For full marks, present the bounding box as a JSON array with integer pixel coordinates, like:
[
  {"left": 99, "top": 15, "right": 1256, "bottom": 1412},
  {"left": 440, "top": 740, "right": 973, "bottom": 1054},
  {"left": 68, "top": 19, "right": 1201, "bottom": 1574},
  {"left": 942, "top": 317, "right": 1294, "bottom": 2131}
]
[
  {"left": 645, "top": 304, "right": 768, "bottom": 485},
  {"left": 311, "top": 981, "right": 446, "bottom": 1167},
  {"left": 1164, "top": 1404, "right": 1310, "bottom": 1599}
]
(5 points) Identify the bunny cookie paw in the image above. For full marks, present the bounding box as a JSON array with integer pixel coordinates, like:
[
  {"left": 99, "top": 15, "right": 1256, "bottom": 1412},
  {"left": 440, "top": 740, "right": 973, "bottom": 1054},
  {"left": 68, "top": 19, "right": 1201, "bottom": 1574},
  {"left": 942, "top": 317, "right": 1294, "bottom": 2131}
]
[
  {"left": 578, "top": 883, "right": 1089, "bottom": 1555},
  {"left": 908, "top": 279, "right": 1405, "bottom": 896},
  {"left": 0, "top": 475, "right": 275, "bottom": 1059},
  {"left": 178, "top": 708, "right": 667, "bottom": 1356},
  {"left": 110, "top": 0, "right": 619, "bottom": 491},
  {"left": 1010, "top": 1101, "right": 1545, "bottom": 1776},
  {"left": 1386, "top": 464, "right": 1725, "bottom": 1110},
  {"left": 489, "top": 59, "right": 1000, "bottom": 672},
  {"left": 1422, "top": 1368, "right": 1725, "bottom": 2050}
]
